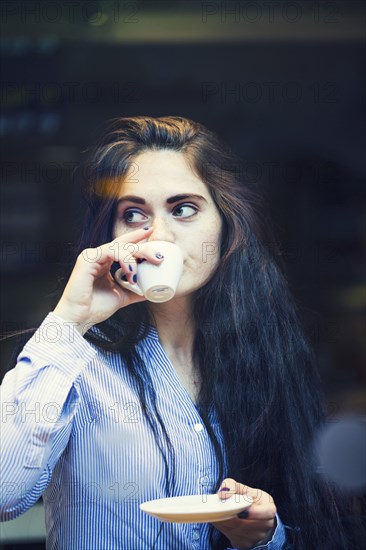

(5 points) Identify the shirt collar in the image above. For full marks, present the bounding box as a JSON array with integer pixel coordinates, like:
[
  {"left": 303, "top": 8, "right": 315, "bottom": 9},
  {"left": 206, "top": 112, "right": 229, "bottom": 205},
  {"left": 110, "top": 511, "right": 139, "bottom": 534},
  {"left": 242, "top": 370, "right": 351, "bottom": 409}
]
[{"left": 138, "top": 321, "right": 159, "bottom": 341}]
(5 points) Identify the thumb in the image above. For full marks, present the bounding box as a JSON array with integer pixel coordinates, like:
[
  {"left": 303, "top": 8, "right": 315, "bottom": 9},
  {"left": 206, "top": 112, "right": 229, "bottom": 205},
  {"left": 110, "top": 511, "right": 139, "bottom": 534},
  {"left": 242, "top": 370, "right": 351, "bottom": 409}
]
[{"left": 218, "top": 478, "right": 256, "bottom": 503}]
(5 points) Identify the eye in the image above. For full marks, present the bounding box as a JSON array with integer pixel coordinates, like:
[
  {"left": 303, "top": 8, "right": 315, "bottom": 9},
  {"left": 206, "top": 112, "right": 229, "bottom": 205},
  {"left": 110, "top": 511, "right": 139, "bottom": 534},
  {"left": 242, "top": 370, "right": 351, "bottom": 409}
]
[
  {"left": 173, "top": 203, "right": 198, "bottom": 218},
  {"left": 122, "top": 209, "right": 148, "bottom": 224}
]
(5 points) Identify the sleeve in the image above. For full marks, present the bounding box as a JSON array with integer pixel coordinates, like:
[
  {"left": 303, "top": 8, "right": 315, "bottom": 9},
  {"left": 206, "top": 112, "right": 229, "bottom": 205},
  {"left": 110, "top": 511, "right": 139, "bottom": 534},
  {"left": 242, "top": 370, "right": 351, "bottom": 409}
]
[
  {"left": 227, "top": 513, "right": 288, "bottom": 550},
  {"left": 0, "top": 312, "right": 97, "bottom": 521}
]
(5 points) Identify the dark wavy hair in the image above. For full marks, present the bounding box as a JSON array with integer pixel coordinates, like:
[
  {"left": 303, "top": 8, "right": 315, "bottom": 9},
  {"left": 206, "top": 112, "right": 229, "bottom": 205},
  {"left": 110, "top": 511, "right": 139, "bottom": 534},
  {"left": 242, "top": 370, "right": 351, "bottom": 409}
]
[{"left": 75, "top": 116, "right": 362, "bottom": 549}]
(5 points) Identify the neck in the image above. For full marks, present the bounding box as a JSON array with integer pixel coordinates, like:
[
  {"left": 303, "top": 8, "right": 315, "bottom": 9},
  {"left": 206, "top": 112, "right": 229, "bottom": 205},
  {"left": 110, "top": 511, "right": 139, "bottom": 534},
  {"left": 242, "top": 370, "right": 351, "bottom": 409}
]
[
  {"left": 147, "top": 296, "right": 196, "bottom": 365},
  {"left": 147, "top": 296, "right": 201, "bottom": 404}
]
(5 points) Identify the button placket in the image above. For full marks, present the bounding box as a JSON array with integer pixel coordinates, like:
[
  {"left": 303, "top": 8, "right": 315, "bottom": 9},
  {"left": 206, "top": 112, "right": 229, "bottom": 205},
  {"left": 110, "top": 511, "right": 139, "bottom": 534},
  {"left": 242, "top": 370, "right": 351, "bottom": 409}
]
[
  {"left": 192, "top": 526, "right": 200, "bottom": 541},
  {"left": 193, "top": 422, "right": 204, "bottom": 433},
  {"left": 198, "top": 465, "right": 213, "bottom": 495}
]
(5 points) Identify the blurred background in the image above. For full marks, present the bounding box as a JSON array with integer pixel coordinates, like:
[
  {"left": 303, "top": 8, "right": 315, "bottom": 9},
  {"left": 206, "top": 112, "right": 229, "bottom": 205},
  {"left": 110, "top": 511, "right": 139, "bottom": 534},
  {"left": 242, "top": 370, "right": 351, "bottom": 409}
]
[{"left": 0, "top": 0, "right": 365, "bottom": 547}]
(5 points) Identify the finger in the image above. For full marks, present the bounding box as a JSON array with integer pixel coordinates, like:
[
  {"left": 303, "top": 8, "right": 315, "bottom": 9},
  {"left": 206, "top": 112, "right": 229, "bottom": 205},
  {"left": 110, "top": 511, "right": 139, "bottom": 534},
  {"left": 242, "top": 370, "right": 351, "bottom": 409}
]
[
  {"left": 114, "top": 226, "right": 154, "bottom": 244},
  {"left": 218, "top": 478, "right": 249, "bottom": 501},
  {"left": 117, "top": 260, "right": 136, "bottom": 285},
  {"left": 133, "top": 246, "right": 165, "bottom": 265},
  {"left": 239, "top": 503, "right": 277, "bottom": 521},
  {"left": 244, "top": 488, "right": 275, "bottom": 509},
  {"left": 100, "top": 227, "right": 153, "bottom": 264},
  {"left": 115, "top": 281, "right": 147, "bottom": 306},
  {"left": 77, "top": 228, "right": 154, "bottom": 273},
  {"left": 218, "top": 480, "right": 272, "bottom": 509},
  {"left": 105, "top": 231, "right": 165, "bottom": 269},
  {"left": 100, "top": 276, "right": 146, "bottom": 312},
  {"left": 79, "top": 231, "right": 148, "bottom": 278},
  {"left": 118, "top": 244, "right": 165, "bottom": 285}
]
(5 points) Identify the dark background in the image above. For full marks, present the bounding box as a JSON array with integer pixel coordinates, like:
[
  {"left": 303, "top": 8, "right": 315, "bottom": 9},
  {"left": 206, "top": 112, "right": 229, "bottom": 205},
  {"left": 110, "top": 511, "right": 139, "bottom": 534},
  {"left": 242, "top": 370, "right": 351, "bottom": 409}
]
[{"left": 0, "top": 1, "right": 365, "bottom": 546}]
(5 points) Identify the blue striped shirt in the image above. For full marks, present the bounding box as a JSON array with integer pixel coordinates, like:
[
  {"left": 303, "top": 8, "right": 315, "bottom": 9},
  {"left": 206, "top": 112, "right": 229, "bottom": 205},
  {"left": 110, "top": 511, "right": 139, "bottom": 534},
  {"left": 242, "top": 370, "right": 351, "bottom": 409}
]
[{"left": 1, "top": 312, "right": 287, "bottom": 549}]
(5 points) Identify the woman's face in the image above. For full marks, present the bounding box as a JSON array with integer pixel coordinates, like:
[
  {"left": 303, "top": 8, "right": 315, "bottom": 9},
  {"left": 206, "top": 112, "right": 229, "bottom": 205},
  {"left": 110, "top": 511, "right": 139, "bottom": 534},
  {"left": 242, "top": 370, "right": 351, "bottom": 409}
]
[{"left": 113, "top": 149, "right": 223, "bottom": 298}]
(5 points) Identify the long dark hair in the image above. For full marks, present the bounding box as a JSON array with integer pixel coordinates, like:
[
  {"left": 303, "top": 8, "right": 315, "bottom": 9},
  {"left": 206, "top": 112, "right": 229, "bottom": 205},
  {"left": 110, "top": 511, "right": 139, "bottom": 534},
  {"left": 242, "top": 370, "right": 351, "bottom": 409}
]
[{"left": 75, "top": 116, "right": 362, "bottom": 548}]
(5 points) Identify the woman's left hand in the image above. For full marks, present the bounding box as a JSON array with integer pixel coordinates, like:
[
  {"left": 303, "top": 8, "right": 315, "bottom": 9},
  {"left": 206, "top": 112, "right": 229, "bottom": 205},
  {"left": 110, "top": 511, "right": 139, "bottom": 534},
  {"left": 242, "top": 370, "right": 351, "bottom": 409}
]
[{"left": 211, "top": 478, "right": 277, "bottom": 550}]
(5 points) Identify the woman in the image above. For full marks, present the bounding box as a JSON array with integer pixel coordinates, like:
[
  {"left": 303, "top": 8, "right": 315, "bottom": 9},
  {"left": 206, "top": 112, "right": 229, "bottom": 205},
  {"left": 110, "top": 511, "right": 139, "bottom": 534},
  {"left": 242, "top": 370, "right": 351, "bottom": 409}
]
[{"left": 0, "top": 116, "right": 359, "bottom": 549}]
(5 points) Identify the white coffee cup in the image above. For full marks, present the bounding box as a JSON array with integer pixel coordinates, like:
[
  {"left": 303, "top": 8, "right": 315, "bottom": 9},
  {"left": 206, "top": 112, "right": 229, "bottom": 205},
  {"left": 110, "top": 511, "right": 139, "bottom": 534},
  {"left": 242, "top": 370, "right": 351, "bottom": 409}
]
[{"left": 114, "top": 241, "right": 184, "bottom": 303}]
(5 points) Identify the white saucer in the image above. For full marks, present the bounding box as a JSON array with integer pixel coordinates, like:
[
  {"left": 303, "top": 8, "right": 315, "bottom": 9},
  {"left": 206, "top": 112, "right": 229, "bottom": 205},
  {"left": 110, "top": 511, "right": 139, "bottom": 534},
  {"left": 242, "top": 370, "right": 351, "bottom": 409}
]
[{"left": 140, "top": 493, "right": 253, "bottom": 523}]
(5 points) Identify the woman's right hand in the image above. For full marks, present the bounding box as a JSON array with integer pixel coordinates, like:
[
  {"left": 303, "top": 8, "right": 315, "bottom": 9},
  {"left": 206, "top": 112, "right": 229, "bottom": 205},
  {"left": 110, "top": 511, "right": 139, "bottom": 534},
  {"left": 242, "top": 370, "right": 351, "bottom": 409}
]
[{"left": 53, "top": 227, "right": 162, "bottom": 334}]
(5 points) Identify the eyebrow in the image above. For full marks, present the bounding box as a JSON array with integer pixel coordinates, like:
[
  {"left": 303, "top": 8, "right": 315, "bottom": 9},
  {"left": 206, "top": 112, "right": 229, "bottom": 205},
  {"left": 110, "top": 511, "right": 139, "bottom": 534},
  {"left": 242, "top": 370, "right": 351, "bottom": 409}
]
[{"left": 116, "top": 194, "right": 208, "bottom": 206}]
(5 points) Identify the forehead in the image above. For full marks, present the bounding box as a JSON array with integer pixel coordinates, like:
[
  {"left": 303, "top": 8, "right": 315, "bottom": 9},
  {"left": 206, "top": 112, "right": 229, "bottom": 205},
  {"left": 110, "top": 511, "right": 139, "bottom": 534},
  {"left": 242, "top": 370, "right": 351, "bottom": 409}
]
[{"left": 120, "top": 150, "right": 209, "bottom": 196}]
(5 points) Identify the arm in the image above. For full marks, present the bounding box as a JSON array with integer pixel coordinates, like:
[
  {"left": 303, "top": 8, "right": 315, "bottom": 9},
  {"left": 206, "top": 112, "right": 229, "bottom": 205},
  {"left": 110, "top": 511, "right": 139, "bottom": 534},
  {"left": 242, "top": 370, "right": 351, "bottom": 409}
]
[
  {"left": 0, "top": 312, "right": 96, "bottom": 520},
  {"left": 1, "top": 227, "right": 164, "bottom": 520}
]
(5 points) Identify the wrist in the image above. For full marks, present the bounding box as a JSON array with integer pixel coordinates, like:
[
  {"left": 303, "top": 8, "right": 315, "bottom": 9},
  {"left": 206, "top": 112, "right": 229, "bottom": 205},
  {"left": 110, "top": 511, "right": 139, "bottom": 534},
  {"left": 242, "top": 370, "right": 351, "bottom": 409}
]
[
  {"left": 255, "top": 518, "right": 277, "bottom": 547},
  {"left": 52, "top": 305, "right": 92, "bottom": 335}
]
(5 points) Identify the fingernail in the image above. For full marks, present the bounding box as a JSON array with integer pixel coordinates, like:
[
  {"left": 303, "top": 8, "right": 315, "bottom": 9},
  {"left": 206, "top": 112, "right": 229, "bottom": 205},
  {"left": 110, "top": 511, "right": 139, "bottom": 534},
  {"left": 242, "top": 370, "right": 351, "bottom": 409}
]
[
  {"left": 220, "top": 487, "right": 230, "bottom": 492},
  {"left": 137, "top": 258, "right": 146, "bottom": 264},
  {"left": 121, "top": 274, "right": 128, "bottom": 281},
  {"left": 128, "top": 265, "right": 133, "bottom": 272},
  {"left": 143, "top": 226, "right": 150, "bottom": 230},
  {"left": 155, "top": 253, "right": 164, "bottom": 259},
  {"left": 238, "top": 510, "right": 249, "bottom": 519},
  {"left": 133, "top": 274, "right": 138, "bottom": 283}
]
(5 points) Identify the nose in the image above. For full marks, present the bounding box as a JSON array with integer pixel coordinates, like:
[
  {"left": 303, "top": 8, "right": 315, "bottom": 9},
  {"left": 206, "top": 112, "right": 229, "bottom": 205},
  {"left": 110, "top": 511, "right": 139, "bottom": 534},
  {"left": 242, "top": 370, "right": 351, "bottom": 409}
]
[{"left": 147, "top": 216, "right": 174, "bottom": 243}]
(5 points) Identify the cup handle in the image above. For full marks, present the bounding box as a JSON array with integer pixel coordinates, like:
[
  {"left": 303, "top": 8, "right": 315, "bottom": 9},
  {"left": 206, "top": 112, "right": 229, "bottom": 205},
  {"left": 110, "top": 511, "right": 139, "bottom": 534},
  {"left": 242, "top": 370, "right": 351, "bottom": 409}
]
[{"left": 114, "top": 268, "right": 144, "bottom": 296}]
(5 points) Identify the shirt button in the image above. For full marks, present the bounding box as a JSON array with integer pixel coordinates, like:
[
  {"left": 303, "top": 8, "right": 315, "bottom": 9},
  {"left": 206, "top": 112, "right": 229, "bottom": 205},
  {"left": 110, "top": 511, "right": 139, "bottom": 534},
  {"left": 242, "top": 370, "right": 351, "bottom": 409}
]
[
  {"left": 194, "top": 423, "right": 204, "bottom": 432},
  {"left": 201, "top": 476, "right": 209, "bottom": 483},
  {"left": 192, "top": 529, "right": 200, "bottom": 541}
]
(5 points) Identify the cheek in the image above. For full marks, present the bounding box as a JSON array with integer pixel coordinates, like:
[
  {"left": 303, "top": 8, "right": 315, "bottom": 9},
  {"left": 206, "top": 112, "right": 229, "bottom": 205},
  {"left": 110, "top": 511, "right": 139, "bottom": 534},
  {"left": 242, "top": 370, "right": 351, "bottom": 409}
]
[
  {"left": 200, "top": 221, "right": 222, "bottom": 264},
  {"left": 113, "top": 221, "right": 127, "bottom": 239},
  {"left": 202, "top": 242, "right": 221, "bottom": 268},
  {"left": 185, "top": 227, "right": 222, "bottom": 273},
  {"left": 181, "top": 246, "right": 219, "bottom": 292},
  {"left": 112, "top": 222, "right": 119, "bottom": 240}
]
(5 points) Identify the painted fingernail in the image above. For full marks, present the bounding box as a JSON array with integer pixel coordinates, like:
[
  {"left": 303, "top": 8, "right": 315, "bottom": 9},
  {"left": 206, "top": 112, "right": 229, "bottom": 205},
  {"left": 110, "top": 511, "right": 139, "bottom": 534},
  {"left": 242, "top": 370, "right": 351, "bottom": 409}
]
[
  {"left": 143, "top": 226, "right": 151, "bottom": 230},
  {"left": 220, "top": 487, "right": 230, "bottom": 492},
  {"left": 121, "top": 274, "right": 128, "bottom": 281},
  {"left": 133, "top": 274, "right": 138, "bottom": 283},
  {"left": 238, "top": 510, "right": 249, "bottom": 519},
  {"left": 137, "top": 258, "right": 146, "bottom": 264},
  {"left": 128, "top": 265, "right": 133, "bottom": 272},
  {"left": 155, "top": 253, "right": 164, "bottom": 259}
]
